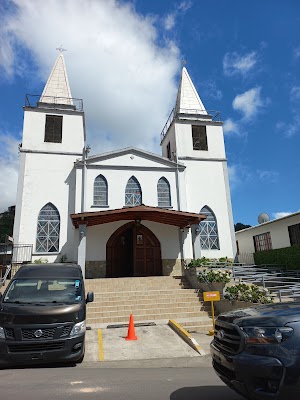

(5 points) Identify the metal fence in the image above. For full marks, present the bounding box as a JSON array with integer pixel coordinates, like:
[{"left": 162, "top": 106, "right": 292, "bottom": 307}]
[{"left": 195, "top": 262, "right": 300, "bottom": 303}]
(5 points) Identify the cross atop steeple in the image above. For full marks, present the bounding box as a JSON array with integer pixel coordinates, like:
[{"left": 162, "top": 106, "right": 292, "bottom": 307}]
[{"left": 56, "top": 45, "right": 66, "bottom": 53}]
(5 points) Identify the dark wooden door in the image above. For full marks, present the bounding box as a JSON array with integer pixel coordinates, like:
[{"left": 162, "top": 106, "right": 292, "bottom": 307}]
[{"left": 107, "top": 222, "right": 162, "bottom": 277}]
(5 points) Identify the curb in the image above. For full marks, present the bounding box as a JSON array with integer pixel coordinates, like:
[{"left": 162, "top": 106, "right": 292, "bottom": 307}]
[{"left": 168, "top": 319, "right": 206, "bottom": 355}]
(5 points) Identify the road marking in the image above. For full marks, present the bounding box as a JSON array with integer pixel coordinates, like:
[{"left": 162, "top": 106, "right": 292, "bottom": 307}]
[{"left": 98, "top": 329, "right": 105, "bottom": 361}]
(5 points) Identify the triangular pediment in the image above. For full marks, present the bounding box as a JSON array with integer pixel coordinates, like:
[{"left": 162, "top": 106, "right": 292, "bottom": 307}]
[{"left": 76, "top": 147, "right": 184, "bottom": 170}]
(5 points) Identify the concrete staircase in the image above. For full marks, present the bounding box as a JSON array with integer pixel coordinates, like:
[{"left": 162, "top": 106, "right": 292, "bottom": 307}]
[{"left": 85, "top": 276, "right": 212, "bottom": 332}]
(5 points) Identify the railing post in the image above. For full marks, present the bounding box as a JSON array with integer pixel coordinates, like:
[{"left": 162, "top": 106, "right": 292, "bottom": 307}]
[
  {"left": 262, "top": 275, "right": 265, "bottom": 288},
  {"left": 278, "top": 290, "right": 282, "bottom": 303}
]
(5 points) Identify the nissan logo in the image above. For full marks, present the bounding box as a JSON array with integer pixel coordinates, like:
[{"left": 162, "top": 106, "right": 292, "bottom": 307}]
[
  {"left": 34, "top": 329, "right": 43, "bottom": 338},
  {"left": 217, "top": 329, "right": 225, "bottom": 340}
]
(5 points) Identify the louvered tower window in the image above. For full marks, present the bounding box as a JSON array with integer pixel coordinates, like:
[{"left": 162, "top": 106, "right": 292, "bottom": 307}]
[
  {"left": 44, "top": 115, "right": 63, "bottom": 143},
  {"left": 199, "top": 206, "right": 220, "bottom": 250},
  {"left": 157, "top": 177, "right": 171, "bottom": 207},
  {"left": 125, "top": 177, "right": 142, "bottom": 206},
  {"left": 93, "top": 175, "right": 108, "bottom": 206},
  {"left": 36, "top": 203, "right": 60, "bottom": 252}
]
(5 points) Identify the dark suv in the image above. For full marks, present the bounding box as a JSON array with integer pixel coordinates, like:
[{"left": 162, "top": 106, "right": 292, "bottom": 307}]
[{"left": 210, "top": 302, "right": 300, "bottom": 399}]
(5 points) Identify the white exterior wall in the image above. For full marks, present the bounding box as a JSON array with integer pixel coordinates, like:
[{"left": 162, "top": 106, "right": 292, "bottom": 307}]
[
  {"left": 14, "top": 152, "right": 78, "bottom": 261},
  {"left": 161, "top": 123, "right": 176, "bottom": 161},
  {"left": 236, "top": 214, "right": 300, "bottom": 254},
  {"left": 174, "top": 121, "right": 235, "bottom": 259},
  {"left": 84, "top": 168, "right": 178, "bottom": 211},
  {"left": 13, "top": 105, "right": 84, "bottom": 263},
  {"left": 22, "top": 109, "right": 84, "bottom": 154},
  {"left": 85, "top": 220, "right": 181, "bottom": 261},
  {"left": 176, "top": 122, "right": 226, "bottom": 159}
]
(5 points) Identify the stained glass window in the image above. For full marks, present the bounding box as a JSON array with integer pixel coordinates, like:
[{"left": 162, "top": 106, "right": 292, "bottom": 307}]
[
  {"left": 199, "top": 206, "right": 220, "bottom": 250},
  {"left": 157, "top": 177, "right": 171, "bottom": 207},
  {"left": 36, "top": 203, "right": 60, "bottom": 253},
  {"left": 94, "top": 175, "right": 108, "bottom": 206},
  {"left": 125, "top": 177, "right": 142, "bottom": 206}
]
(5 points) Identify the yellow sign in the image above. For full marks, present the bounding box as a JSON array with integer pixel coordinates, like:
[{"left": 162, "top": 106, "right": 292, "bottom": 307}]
[{"left": 203, "top": 291, "right": 220, "bottom": 302}]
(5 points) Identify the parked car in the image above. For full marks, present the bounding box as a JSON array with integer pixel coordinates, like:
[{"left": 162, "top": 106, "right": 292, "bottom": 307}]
[
  {"left": 0, "top": 263, "right": 94, "bottom": 367},
  {"left": 210, "top": 302, "right": 300, "bottom": 399}
]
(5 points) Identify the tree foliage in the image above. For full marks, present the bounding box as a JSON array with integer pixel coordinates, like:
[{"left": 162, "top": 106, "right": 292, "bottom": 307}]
[
  {"left": 234, "top": 222, "right": 251, "bottom": 232},
  {"left": 0, "top": 207, "right": 15, "bottom": 242}
]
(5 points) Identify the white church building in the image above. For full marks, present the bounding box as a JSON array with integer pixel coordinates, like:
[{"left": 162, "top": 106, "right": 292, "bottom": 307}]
[{"left": 13, "top": 53, "right": 236, "bottom": 278}]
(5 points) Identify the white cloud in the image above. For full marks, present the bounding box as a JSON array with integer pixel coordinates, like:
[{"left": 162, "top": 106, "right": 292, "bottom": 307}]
[
  {"left": 223, "top": 51, "right": 258, "bottom": 76},
  {"left": 178, "top": 1, "right": 192, "bottom": 12},
  {"left": 276, "top": 116, "right": 300, "bottom": 138},
  {"left": 232, "top": 87, "right": 268, "bottom": 120},
  {"left": 0, "top": 133, "right": 21, "bottom": 211},
  {"left": 227, "top": 165, "right": 239, "bottom": 189},
  {"left": 223, "top": 118, "right": 240, "bottom": 136},
  {"left": 273, "top": 211, "right": 298, "bottom": 219},
  {"left": 202, "top": 81, "right": 222, "bottom": 101},
  {"left": 163, "top": 1, "right": 192, "bottom": 31},
  {"left": 0, "top": 0, "right": 185, "bottom": 211},
  {"left": 290, "top": 86, "right": 300, "bottom": 102},
  {"left": 164, "top": 14, "right": 176, "bottom": 30},
  {"left": 257, "top": 169, "right": 279, "bottom": 183},
  {"left": 294, "top": 46, "right": 300, "bottom": 59}
]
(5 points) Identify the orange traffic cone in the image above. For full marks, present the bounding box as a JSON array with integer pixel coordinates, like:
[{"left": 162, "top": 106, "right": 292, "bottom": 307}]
[{"left": 125, "top": 314, "right": 138, "bottom": 340}]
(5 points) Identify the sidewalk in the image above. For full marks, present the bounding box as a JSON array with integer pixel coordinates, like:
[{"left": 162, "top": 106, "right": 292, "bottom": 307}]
[{"left": 84, "top": 322, "right": 213, "bottom": 364}]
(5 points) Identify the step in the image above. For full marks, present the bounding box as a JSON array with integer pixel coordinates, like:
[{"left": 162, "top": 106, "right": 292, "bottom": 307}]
[
  {"left": 87, "top": 306, "right": 210, "bottom": 318},
  {"left": 88, "top": 300, "right": 209, "bottom": 309},
  {"left": 86, "top": 310, "right": 211, "bottom": 324},
  {"left": 91, "top": 288, "right": 201, "bottom": 296}
]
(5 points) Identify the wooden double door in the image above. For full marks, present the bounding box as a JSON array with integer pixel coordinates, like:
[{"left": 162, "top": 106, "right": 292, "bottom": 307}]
[{"left": 106, "top": 222, "right": 162, "bottom": 278}]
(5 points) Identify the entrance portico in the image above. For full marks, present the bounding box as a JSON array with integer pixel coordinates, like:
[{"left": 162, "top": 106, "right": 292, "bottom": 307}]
[{"left": 71, "top": 205, "right": 206, "bottom": 278}]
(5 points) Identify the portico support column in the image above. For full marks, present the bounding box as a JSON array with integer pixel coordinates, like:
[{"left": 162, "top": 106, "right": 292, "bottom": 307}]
[
  {"left": 191, "top": 224, "right": 201, "bottom": 259},
  {"left": 77, "top": 222, "right": 87, "bottom": 279}
]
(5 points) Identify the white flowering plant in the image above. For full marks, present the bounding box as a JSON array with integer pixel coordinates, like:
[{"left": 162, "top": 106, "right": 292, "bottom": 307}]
[
  {"left": 197, "top": 269, "right": 231, "bottom": 283},
  {"left": 224, "top": 283, "right": 273, "bottom": 304}
]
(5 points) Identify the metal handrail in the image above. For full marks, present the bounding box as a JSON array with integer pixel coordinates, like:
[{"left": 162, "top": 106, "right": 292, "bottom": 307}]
[
  {"left": 25, "top": 94, "right": 83, "bottom": 112},
  {"left": 160, "top": 107, "right": 222, "bottom": 143}
]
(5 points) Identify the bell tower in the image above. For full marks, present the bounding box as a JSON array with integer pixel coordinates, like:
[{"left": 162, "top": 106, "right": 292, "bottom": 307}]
[
  {"left": 13, "top": 51, "right": 85, "bottom": 263},
  {"left": 161, "top": 67, "right": 236, "bottom": 258}
]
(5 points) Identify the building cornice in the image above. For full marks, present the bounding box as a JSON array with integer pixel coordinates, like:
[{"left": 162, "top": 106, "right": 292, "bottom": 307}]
[{"left": 20, "top": 149, "right": 82, "bottom": 156}]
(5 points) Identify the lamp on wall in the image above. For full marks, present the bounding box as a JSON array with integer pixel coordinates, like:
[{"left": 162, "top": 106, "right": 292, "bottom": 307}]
[
  {"left": 135, "top": 219, "right": 141, "bottom": 227},
  {"left": 79, "top": 229, "right": 85, "bottom": 239},
  {"left": 195, "top": 227, "right": 200, "bottom": 235}
]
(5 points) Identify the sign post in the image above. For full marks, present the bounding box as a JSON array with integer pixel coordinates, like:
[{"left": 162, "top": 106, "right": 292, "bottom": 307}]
[{"left": 203, "top": 291, "right": 220, "bottom": 336}]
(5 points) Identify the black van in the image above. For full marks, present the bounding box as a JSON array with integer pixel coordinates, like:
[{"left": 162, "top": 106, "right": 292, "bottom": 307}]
[{"left": 0, "top": 263, "right": 94, "bottom": 366}]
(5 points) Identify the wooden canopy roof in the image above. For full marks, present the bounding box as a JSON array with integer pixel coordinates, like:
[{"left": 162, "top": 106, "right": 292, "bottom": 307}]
[{"left": 71, "top": 205, "right": 206, "bottom": 229}]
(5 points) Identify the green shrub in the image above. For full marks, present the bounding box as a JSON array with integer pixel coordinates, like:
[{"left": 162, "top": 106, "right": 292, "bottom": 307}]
[
  {"left": 198, "top": 269, "right": 231, "bottom": 283},
  {"left": 254, "top": 245, "right": 300, "bottom": 270},
  {"left": 33, "top": 258, "right": 48, "bottom": 264},
  {"left": 224, "top": 283, "right": 273, "bottom": 303}
]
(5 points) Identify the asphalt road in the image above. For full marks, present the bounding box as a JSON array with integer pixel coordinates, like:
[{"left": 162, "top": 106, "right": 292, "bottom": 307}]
[{"left": 0, "top": 363, "right": 244, "bottom": 400}]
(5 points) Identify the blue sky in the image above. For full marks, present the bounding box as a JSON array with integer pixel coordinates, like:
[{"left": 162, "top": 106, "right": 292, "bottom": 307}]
[{"left": 0, "top": 0, "right": 299, "bottom": 226}]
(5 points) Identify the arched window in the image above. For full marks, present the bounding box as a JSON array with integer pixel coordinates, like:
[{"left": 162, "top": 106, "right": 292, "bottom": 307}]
[
  {"left": 199, "top": 206, "right": 220, "bottom": 250},
  {"left": 94, "top": 175, "right": 108, "bottom": 206},
  {"left": 36, "top": 203, "right": 60, "bottom": 253},
  {"left": 157, "top": 177, "right": 171, "bottom": 207},
  {"left": 125, "top": 176, "right": 142, "bottom": 206}
]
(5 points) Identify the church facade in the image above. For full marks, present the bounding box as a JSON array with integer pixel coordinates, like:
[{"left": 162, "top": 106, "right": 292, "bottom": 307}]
[{"left": 13, "top": 53, "right": 236, "bottom": 278}]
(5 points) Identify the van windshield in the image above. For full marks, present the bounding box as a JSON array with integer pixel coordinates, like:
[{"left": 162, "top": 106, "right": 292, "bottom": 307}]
[{"left": 3, "top": 279, "right": 83, "bottom": 304}]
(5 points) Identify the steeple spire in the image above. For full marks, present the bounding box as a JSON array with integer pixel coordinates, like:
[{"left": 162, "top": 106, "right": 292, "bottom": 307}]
[
  {"left": 40, "top": 51, "right": 73, "bottom": 105},
  {"left": 175, "top": 67, "right": 207, "bottom": 114}
]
